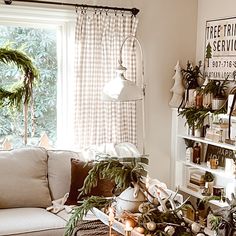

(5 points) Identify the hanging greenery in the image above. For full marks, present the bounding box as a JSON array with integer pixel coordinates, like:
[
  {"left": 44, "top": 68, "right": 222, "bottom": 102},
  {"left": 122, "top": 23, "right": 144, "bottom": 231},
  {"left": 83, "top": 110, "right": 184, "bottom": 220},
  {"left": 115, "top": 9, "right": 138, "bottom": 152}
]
[
  {"left": 80, "top": 158, "right": 145, "bottom": 197},
  {"left": 64, "top": 196, "right": 113, "bottom": 236},
  {"left": 0, "top": 47, "right": 38, "bottom": 108}
]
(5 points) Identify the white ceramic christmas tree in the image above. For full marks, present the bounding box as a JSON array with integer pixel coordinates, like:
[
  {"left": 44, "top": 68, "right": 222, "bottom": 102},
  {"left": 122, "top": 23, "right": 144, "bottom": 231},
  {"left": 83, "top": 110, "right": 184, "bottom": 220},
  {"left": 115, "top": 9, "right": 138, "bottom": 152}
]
[{"left": 169, "top": 61, "right": 185, "bottom": 108}]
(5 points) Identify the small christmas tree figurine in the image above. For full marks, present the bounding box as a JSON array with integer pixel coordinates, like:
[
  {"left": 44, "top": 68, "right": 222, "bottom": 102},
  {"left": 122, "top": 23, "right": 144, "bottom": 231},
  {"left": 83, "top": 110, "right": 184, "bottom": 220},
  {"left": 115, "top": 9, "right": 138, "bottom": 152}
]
[{"left": 169, "top": 61, "right": 185, "bottom": 108}]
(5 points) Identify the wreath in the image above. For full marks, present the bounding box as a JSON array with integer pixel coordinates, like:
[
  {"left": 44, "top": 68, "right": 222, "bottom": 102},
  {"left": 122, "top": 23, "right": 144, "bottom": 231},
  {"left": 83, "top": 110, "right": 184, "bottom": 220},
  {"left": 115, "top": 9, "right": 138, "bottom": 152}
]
[{"left": 0, "top": 47, "right": 38, "bottom": 144}]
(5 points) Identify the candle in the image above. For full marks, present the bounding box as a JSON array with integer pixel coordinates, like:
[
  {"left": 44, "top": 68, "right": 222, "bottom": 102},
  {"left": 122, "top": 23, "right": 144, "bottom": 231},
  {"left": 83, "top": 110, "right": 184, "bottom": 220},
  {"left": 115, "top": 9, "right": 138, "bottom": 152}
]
[
  {"left": 108, "top": 207, "right": 115, "bottom": 236},
  {"left": 125, "top": 221, "right": 133, "bottom": 236},
  {"left": 146, "top": 175, "right": 150, "bottom": 189},
  {"left": 108, "top": 207, "right": 115, "bottom": 223}
]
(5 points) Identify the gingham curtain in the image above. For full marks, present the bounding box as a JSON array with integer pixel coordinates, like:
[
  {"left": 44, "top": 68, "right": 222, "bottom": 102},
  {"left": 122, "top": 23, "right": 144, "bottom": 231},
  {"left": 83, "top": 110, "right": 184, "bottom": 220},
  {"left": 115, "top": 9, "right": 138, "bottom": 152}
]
[{"left": 73, "top": 10, "right": 138, "bottom": 149}]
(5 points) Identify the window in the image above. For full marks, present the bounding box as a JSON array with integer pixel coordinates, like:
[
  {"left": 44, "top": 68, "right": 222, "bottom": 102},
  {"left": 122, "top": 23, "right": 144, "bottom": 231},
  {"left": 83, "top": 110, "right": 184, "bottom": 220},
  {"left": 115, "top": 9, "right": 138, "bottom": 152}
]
[
  {"left": 0, "top": 5, "right": 76, "bottom": 148},
  {"left": 0, "top": 25, "right": 57, "bottom": 146},
  {"left": 0, "top": 5, "right": 139, "bottom": 151}
]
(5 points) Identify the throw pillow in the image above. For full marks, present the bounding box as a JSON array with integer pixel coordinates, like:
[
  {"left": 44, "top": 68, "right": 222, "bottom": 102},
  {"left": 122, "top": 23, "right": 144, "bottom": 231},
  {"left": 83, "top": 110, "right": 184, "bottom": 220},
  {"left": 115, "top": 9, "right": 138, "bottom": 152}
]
[
  {"left": 66, "top": 159, "right": 115, "bottom": 205},
  {"left": 0, "top": 147, "right": 52, "bottom": 208},
  {"left": 47, "top": 150, "right": 82, "bottom": 200}
]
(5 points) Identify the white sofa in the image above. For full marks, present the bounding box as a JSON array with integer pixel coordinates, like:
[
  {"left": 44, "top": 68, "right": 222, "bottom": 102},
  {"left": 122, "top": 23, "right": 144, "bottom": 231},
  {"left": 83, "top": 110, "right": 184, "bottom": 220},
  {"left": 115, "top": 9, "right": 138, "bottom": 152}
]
[
  {"left": 0, "top": 146, "right": 181, "bottom": 236},
  {"left": 0, "top": 147, "right": 82, "bottom": 236}
]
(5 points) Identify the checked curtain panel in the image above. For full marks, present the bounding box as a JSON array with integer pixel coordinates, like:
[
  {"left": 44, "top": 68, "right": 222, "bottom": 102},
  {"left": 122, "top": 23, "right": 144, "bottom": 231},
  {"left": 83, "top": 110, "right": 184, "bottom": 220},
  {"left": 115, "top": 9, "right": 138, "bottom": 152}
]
[{"left": 73, "top": 10, "right": 139, "bottom": 149}]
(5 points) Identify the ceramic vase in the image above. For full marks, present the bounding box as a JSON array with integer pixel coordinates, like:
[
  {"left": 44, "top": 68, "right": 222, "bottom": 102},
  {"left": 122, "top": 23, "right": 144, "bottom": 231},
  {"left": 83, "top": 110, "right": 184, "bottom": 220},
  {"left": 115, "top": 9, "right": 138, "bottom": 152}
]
[{"left": 116, "top": 185, "right": 146, "bottom": 214}]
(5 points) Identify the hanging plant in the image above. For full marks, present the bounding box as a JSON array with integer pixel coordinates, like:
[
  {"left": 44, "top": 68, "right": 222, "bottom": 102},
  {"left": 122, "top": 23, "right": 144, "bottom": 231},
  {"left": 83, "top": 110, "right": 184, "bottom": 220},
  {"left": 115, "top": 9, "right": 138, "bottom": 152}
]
[{"left": 0, "top": 47, "right": 38, "bottom": 143}]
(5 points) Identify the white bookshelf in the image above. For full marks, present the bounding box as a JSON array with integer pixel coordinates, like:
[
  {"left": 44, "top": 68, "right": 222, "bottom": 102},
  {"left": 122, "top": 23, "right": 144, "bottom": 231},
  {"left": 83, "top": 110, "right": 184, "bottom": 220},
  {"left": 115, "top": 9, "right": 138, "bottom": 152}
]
[{"left": 171, "top": 108, "right": 236, "bottom": 208}]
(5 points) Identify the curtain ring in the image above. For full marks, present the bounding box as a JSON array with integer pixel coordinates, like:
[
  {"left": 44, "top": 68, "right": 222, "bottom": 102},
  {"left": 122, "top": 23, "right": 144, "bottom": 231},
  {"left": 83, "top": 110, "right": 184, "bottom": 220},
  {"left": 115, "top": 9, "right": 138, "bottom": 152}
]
[
  {"left": 83, "top": 7, "right": 87, "bottom": 14},
  {"left": 75, "top": 5, "right": 78, "bottom": 14},
  {"left": 105, "top": 9, "right": 109, "bottom": 16},
  {"left": 114, "top": 9, "right": 117, "bottom": 16}
]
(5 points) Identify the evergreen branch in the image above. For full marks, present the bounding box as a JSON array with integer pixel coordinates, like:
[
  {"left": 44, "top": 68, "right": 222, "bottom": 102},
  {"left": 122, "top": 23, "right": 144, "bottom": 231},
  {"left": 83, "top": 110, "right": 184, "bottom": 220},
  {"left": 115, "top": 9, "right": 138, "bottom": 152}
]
[
  {"left": 64, "top": 196, "right": 112, "bottom": 236},
  {"left": 0, "top": 47, "right": 39, "bottom": 108},
  {"left": 79, "top": 159, "right": 145, "bottom": 197}
]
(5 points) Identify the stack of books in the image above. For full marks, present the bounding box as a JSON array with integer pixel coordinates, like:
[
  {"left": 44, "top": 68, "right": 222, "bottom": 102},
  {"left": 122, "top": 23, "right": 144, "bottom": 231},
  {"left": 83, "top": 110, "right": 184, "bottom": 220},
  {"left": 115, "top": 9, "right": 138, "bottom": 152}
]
[{"left": 187, "top": 168, "right": 205, "bottom": 192}]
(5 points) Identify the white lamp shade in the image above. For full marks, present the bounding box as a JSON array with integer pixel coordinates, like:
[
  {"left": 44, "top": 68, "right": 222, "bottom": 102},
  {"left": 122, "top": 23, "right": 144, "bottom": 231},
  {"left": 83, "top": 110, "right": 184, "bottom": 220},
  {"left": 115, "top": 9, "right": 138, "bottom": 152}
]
[{"left": 102, "top": 76, "right": 143, "bottom": 101}]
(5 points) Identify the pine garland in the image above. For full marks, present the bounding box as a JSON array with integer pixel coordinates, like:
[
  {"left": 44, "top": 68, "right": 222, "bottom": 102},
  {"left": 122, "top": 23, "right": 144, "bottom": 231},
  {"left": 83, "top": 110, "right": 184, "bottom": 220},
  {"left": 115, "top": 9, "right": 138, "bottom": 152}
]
[
  {"left": 80, "top": 159, "right": 145, "bottom": 197},
  {"left": 0, "top": 47, "right": 38, "bottom": 108},
  {"left": 64, "top": 196, "right": 112, "bottom": 236}
]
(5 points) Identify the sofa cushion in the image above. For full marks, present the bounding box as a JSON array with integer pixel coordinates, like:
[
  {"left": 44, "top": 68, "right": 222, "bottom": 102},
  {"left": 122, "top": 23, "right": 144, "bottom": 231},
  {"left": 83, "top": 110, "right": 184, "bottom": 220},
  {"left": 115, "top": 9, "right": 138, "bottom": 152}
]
[
  {"left": 47, "top": 150, "right": 82, "bottom": 200},
  {"left": 0, "top": 147, "right": 51, "bottom": 209},
  {"left": 66, "top": 159, "right": 115, "bottom": 205},
  {"left": 0, "top": 208, "right": 66, "bottom": 236}
]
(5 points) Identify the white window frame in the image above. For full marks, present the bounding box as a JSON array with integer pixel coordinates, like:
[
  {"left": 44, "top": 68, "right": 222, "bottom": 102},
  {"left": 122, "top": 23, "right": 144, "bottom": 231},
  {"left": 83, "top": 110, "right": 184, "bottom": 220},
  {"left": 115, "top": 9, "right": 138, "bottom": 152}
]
[{"left": 0, "top": 4, "right": 76, "bottom": 148}]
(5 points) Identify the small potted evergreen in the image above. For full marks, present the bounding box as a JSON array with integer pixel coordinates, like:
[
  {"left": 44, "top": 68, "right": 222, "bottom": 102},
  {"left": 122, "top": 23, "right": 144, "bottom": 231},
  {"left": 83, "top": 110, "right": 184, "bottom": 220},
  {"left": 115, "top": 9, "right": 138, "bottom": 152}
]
[
  {"left": 204, "top": 77, "right": 229, "bottom": 110},
  {"left": 203, "top": 171, "right": 214, "bottom": 195},
  {"left": 182, "top": 61, "right": 203, "bottom": 108},
  {"left": 179, "top": 107, "right": 209, "bottom": 137}
]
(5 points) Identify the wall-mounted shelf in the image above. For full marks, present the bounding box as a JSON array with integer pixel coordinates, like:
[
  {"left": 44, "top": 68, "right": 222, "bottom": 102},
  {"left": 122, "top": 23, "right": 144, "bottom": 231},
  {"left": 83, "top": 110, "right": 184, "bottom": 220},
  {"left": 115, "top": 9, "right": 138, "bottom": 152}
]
[
  {"left": 179, "top": 160, "right": 235, "bottom": 179},
  {"left": 178, "top": 134, "right": 236, "bottom": 151},
  {"left": 179, "top": 186, "right": 228, "bottom": 208}
]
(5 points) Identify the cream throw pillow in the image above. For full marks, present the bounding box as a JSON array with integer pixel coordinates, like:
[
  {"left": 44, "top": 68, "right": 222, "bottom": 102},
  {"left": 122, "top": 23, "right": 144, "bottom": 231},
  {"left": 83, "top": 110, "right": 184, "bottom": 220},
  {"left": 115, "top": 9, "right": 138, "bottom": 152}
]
[
  {"left": 0, "top": 147, "right": 52, "bottom": 208},
  {"left": 47, "top": 150, "right": 82, "bottom": 200}
]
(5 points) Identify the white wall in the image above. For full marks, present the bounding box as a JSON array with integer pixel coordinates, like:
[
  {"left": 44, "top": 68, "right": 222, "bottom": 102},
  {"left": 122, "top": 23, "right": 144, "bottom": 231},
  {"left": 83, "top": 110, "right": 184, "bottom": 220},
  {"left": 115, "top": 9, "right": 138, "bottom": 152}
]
[
  {"left": 9, "top": 0, "right": 198, "bottom": 186},
  {"left": 135, "top": 0, "right": 198, "bottom": 186},
  {"left": 197, "top": 0, "right": 236, "bottom": 62}
]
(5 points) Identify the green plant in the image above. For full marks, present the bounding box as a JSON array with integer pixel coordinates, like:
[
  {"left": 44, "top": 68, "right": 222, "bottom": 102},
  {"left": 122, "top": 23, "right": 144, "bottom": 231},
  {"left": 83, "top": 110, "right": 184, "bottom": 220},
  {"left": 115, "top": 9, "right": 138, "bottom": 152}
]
[
  {"left": 0, "top": 26, "right": 57, "bottom": 143},
  {"left": 203, "top": 78, "right": 229, "bottom": 98},
  {"left": 210, "top": 215, "right": 221, "bottom": 231},
  {"left": 204, "top": 171, "right": 214, "bottom": 182},
  {"left": 182, "top": 61, "right": 203, "bottom": 89},
  {"left": 179, "top": 105, "right": 227, "bottom": 129},
  {"left": 64, "top": 196, "right": 113, "bottom": 236},
  {"left": 179, "top": 107, "right": 210, "bottom": 129},
  {"left": 0, "top": 47, "right": 38, "bottom": 108},
  {"left": 184, "top": 138, "right": 195, "bottom": 148},
  {"left": 80, "top": 158, "right": 145, "bottom": 197},
  {"left": 65, "top": 158, "right": 146, "bottom": 236}
]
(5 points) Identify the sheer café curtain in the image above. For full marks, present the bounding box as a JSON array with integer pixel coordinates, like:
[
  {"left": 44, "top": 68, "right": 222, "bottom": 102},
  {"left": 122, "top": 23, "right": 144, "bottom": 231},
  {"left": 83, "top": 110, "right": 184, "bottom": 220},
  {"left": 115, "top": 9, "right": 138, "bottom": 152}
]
[{"left": 73, "top": 9, "right": 139, "bottom": 149}]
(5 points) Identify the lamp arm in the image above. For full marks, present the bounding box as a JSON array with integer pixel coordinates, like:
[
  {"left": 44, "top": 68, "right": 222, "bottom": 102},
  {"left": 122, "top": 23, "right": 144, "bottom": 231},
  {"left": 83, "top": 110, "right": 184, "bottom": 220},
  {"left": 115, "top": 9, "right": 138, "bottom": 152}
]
[
  {"left": 119, "top": 35, "right": 144, "bottom": 88},
  {"left": 119, "top": 34, "right": 146, "bottom": 155}
]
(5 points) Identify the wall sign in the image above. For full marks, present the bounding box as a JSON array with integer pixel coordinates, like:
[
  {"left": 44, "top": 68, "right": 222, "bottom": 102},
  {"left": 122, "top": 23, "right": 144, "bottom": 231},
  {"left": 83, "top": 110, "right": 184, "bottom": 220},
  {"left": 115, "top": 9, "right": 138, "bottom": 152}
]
[
  {"left": 205, "top": 144, "right": 234, "bottom": 167},
  {"left": 204, "top": 17, "right": 236, "bottom": 80}
]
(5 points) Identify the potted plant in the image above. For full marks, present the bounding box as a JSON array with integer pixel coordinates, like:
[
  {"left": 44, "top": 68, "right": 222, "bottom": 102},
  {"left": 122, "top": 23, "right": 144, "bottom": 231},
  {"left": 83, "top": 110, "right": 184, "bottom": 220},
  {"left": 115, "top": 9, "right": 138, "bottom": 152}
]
[
  {"left": 179, "top": 107, "right": 210, "bottom": 137},
  {"left": 203, "top": 171, "right": 214, "bottom": 195},
  {"left": 204, "top": 77, "right": 229, "bottom": 110},
  {"left": 182, "top": 61, "right": 203, "bottom": 108},
  {"left": 201, "top": 77, "right": 215, "bottom": 108}
]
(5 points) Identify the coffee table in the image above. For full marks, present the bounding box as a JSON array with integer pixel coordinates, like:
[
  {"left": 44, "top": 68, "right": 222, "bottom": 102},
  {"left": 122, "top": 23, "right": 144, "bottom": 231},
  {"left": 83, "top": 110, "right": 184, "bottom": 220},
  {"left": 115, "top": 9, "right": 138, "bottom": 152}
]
[
  {"left": 92, "top": 208, "right": 143, "bottom": 236},
  {"left": 74, "top": 220, "right": 123, "bottom": 236}
]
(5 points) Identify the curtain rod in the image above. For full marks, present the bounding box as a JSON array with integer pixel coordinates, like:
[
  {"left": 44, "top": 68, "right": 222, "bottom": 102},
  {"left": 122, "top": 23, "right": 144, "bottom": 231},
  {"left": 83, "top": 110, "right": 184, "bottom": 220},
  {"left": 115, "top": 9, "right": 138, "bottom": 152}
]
[{"left": 4, "top": 0, "right": 140, "bottom": 16}]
